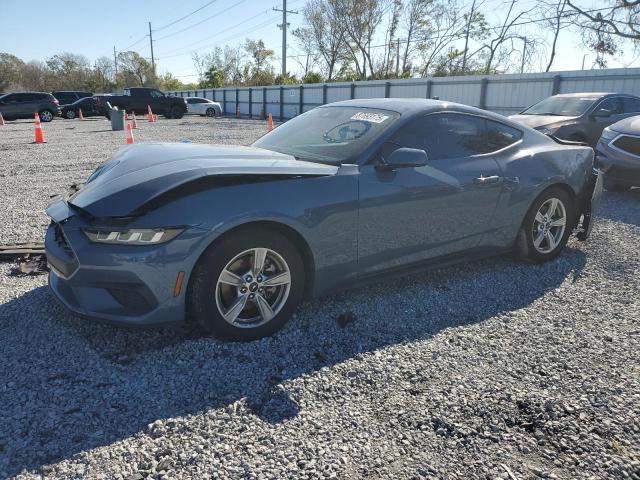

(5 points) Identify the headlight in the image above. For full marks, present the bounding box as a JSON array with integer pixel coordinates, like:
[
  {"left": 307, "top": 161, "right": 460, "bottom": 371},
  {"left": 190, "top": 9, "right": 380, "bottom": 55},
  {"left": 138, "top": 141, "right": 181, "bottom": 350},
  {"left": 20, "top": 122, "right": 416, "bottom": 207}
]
[
  {"left": 599, "top": 127, "right": 618, "bottom": 145},
  {"left": 83, "top": 228, "right": 184, "bottom": 245}
]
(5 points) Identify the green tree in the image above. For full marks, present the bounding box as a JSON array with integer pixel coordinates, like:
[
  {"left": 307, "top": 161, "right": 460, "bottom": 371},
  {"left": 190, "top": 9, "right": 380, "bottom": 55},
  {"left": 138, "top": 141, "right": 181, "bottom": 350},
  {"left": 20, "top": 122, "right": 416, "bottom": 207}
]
[
  {"left": 201, "top": 64, "right": 224, "bottom": 88},
  {"left": 0, "top": 53, "right": 25, "bottom": 91}
]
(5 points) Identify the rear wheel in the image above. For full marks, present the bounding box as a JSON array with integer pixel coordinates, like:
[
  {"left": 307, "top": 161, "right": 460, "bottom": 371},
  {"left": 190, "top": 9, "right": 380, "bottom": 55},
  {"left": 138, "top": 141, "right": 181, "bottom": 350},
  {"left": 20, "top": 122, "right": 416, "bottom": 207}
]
[
  {"left": 206, "top": 107, "right": 216, "bottom": 117},
  {"left": 39, "top": 110, "right": 54, "bottom": 122},
  {"left": 188, "top": 227, "right": 305, "bottom": 340},
  {"left": 65, "top": 110, "right": 76, "bottom": 120},
  {"left": 514, "top": 187, "right": 575, "bottom": 263},
  {"left": 170, "top": 106, "right": 184, "bottom": 119}
]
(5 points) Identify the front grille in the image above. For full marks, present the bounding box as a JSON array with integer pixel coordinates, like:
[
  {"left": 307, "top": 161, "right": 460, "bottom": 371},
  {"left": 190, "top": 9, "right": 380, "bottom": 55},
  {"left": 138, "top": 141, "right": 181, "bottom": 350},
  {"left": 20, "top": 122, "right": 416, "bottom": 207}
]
[{"left": 612, "top": 135, "right": 640, "bottom": 157}]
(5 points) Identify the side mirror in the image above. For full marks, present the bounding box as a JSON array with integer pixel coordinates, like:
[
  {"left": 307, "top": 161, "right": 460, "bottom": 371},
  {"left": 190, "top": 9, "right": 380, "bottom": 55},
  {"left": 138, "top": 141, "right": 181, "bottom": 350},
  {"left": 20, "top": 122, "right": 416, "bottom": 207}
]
[
  {"left": 377, "top": 147, "right": 428, "bottom": 171},
  {"left": 592, "top": 108, "right": 611, "bottom": 118}
]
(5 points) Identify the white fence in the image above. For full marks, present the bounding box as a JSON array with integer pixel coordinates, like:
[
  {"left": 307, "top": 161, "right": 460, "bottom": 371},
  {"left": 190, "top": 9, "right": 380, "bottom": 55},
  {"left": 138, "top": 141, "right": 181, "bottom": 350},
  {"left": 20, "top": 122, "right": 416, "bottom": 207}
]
[{"left": 167, "top": 67, "right": 640, "bottom": 120}]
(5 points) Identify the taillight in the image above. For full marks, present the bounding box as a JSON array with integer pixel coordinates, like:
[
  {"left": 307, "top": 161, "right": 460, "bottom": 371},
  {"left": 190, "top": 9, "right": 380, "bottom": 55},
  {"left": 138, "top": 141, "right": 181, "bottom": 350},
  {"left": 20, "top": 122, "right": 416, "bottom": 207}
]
[{"left": 53, "top": 99, "right": 59, "bottom": 105}]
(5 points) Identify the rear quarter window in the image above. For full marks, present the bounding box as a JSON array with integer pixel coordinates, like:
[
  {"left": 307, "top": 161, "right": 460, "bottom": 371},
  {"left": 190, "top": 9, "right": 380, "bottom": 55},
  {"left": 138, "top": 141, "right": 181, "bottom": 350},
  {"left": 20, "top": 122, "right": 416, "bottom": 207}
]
[{"left": 486, "top": 120, "right": 523, "bottom": 151}]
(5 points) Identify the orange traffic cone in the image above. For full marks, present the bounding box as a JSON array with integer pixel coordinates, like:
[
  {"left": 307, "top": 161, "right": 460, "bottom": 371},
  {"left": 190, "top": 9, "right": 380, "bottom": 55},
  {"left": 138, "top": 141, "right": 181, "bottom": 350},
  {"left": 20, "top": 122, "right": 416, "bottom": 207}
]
[
  {"left": 125, "top": 121, "right": 134, "bottom": 144},
  {"left": 147, "top": 105, "right": 154, "bottom": 122},
  {"left": 34, "top": 112, "right": 46, "bottom": 143},
  {"left": 267, "top": 113, "right": 273, "bottom": 132},
  {"left": 0, "top": 112, "right": 5, "bottom": 126},
  {"left": 131, "top": 112, "right": 138, "bottom": 129},
  {"left": 79, "top": 108, "right": 85, "bottom": 120}
]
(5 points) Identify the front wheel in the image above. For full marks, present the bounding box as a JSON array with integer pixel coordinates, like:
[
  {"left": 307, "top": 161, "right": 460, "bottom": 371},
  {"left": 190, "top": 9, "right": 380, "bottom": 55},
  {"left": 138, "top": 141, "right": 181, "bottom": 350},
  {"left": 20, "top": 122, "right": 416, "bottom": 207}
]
[
  {"left": 188, "top": 227, "right": 305, "bottom": 340},
  {"left": 39, "top": 110, "right": 54, "bottom": 122},
  {"left": 65, "top": 110, "right": 76, "bottom": 120},
  {"left": 514, "top": 187, "right": 575, "bottom": 263}
]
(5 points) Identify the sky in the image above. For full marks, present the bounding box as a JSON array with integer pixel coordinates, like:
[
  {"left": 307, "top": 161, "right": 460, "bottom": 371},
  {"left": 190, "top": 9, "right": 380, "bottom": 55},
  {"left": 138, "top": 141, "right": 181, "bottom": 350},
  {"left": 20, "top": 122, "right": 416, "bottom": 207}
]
[{"left": 1, "top": 0, "right": 637, "bottom": 83}]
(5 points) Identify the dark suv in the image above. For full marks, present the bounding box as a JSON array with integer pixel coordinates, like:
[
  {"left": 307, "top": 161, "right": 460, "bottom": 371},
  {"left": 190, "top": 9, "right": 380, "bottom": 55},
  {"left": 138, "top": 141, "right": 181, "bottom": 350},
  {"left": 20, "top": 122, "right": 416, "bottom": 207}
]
[
  {"left": 52, "top": 91, "right": 93, "bottom": 105},
  {"left": 0, "top": 92, "right": 61, "bottom": 122},
  {"left": 509, "top": 92, "right": 640, "bottom": 147}
]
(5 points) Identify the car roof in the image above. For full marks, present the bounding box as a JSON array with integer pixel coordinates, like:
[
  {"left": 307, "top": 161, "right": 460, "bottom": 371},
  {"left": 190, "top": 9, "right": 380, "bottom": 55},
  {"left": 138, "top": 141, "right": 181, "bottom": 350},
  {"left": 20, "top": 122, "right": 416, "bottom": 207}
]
[
  {"left": 553, "top": 92, "right": 614, "bottom": 98},
  {"left": 325, "top": 98, "right": 517, "bottom": 124}
]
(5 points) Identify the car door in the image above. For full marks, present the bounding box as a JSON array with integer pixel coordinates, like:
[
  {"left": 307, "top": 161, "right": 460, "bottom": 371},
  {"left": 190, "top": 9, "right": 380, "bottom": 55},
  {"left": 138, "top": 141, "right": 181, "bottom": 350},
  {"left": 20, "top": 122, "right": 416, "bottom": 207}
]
[
  {"left": 15, "top": 93, "right": 37, "bottom": 119},
  {"left": 357, "top": 112, "right": 504, "bottom": 276},
  {"left": 0, "top": 93, "right": 19, "bottom": 118},
  {"left": 585, "top": 96, "right": 624, "bottom": 143},
  {"left": 621, "top": 96, "right": 640, "bottom": 119}
]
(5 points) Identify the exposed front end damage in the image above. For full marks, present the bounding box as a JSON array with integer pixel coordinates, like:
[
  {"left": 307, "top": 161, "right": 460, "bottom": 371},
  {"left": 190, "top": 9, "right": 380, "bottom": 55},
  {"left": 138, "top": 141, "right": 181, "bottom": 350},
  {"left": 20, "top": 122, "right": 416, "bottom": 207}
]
[{"left": 576, "top": 168, "right": 604, "bottom": 241}]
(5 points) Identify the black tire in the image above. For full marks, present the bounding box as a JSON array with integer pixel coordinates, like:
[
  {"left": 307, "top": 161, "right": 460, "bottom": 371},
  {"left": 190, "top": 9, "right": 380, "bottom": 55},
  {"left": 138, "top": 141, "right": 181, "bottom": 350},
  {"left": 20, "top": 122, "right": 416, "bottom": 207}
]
[
  {"left": 205, "top": 107, "right": 216, "bottom": 117},
  {"left": 187, "top": 227, "right": 305, "bottom": 341},
  {"left": 65, "top": 110, "right": 76, "bottom": 120},
  {"left": 604, "top": 177, "right": 632, "bottom": 192},
  {"left": 39, "top": 110, "right": 54, "bottom": 122},
  {"left": 514, "top": 186, "right": 576, "bottom": 263},
  {"left": 170, "top": 106, "right": 185, "bottom": 119}
]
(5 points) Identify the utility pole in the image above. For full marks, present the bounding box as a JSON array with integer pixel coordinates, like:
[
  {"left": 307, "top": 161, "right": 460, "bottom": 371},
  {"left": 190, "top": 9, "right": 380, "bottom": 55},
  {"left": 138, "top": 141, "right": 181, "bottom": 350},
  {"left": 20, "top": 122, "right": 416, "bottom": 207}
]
[
  {"left": 273, "top": 0, "right": 298, "bottom": 77},
  {"left": 461, "top": 0, "right": 476, "bottom": 73},
  {"left": 520, "top": 37, "right": 527, "bottom": 74},
  {"left": 113, "top": 46, "right": 118, "bottom": 77},
  {"left": 148, "top": 22, "right": 155, "bottom": 72}
]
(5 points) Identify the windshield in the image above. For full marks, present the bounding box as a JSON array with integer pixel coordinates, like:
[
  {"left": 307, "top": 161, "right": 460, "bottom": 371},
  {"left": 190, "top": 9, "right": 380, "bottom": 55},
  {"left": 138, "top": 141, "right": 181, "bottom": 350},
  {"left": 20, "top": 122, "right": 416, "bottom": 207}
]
[
  {"left": 252, "top": 106, "right": 400, "bottom": 163},
  {"left": 522, "top": 96, "right": 598, "bottom": 116}
]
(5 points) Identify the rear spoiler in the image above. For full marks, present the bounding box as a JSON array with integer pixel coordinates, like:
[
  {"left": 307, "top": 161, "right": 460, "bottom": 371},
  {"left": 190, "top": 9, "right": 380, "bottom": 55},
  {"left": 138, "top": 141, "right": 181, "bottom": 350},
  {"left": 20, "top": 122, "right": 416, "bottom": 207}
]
[{"left": 546, "top": 134, "right": 589, "bottom": 147}]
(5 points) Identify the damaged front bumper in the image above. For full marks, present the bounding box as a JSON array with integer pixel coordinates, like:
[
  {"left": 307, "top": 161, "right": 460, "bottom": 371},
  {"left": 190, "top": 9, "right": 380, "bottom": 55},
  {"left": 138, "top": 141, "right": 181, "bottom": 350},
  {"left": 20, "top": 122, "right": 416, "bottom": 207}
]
[{"left": 576, "top": 168, "right": 604, "bottom": 241}]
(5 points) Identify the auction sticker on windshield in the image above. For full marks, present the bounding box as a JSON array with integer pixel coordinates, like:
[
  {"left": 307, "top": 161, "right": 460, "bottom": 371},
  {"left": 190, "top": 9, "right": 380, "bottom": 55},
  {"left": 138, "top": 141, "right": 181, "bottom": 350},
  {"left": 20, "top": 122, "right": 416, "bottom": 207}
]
[{"left": 350, "top": 112, "right": 390, "bottom": 123}]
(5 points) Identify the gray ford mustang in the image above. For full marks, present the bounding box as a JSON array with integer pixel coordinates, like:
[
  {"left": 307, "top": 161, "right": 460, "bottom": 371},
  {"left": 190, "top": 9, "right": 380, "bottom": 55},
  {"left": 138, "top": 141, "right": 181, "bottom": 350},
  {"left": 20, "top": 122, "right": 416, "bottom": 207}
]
[{"left": 45, "top": 99, "right": 602, "bottom": 340}]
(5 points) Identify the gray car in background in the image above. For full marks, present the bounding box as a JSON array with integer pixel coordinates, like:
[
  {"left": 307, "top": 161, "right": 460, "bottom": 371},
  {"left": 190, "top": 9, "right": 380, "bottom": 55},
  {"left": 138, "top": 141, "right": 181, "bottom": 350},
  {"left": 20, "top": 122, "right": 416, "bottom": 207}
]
[
  {"left": 510, "top": 92, "right": 640, "bottom": 146},
  {"left": 0, "top": 92, "right": 61, "bottom": 122},
  {"left": 596, "top": 115, "right": 640, "bottom": 191}
]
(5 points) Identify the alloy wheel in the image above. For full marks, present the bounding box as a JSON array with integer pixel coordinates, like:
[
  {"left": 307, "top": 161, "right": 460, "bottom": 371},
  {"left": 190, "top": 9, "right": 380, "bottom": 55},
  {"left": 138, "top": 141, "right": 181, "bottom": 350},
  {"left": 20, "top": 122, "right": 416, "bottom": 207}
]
[
  {"left": 40, "top": 110, "right": 53, "bottom": 122},
  {"left": 66, "top": 110, "right": 76, "bottom": 119},
  {"left": 532, "top": 197, "right": 566, "bottom": 254},
  {"left": 215, "top": 248, "right": 291, "bottom": 328}
]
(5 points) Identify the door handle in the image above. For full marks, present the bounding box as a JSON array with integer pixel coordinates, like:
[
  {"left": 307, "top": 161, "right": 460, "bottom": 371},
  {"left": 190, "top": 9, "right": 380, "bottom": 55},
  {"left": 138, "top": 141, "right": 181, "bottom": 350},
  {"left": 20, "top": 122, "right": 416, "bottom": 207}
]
[{"left": 473, "top": 175, "right": 502, "bottom": 185}]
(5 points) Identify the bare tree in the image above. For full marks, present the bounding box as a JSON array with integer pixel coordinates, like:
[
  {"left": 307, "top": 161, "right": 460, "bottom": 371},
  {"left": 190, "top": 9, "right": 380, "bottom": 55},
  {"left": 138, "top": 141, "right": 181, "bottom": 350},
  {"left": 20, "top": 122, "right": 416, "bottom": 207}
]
[
  {"left": 401, "top": 0, "right": 433, "bottom": 74},
  {"left": 537, "top": 0, "right": 570, "bottom": 71},
  {"left": 336, "top": 0, "right": 387, "bottom": 79},
  {"left": 568, "top": 0, "right": 640, "bottom": 42},
  {"left": 291, "top": 26, "right": 321, "bottom": 76}
]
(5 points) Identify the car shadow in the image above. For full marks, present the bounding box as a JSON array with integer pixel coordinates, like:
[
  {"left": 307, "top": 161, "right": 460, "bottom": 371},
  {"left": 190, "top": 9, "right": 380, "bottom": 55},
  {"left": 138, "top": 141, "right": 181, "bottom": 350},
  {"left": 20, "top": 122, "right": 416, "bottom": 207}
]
[
  {"left": 598, "top": 188, "right": 640, "bottom": 227},
  {"left": 0, "top": 247, "right": 587, "bottom": 477}
]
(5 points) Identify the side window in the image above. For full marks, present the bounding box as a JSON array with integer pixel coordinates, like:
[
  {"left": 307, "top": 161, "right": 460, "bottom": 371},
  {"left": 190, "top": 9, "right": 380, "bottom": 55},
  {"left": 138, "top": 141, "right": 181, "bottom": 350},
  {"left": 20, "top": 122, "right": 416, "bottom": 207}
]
[
  {"left": 486, "top": 120, "right": 523, "bottom": 151},
  {"left": 390, "top": 113, "right": 487, "bottom": 160},
  {"left": 150, "top": 90, "right": 164, "bottom": 98},
  {"left": 622, "top": 97, "right": 640, "bottom": 114},
  {"left": 16, "top": 93, "right": 34, "bottom": 102},
  {"left": 598, "top": 97, "right": 622, "bottom": 114},
  {"left": 2, "top": 94, "right": 16, "bottom": 103}
]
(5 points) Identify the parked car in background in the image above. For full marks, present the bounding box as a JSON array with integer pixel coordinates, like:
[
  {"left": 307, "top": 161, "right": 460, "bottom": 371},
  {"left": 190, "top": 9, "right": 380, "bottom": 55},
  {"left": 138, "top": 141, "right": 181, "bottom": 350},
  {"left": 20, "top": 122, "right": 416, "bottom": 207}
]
[
  {"left": 596, "top": 115, "right": 640, "bottom": 191},
  {"left": 509, "top": 92, "right": 640, "bottom": 146},
  {"left": 0, "top": 92, "right": 60, "bottom": 122},
  {"left": 185, "top": 97, "right": 222, "bottom": 117},
  {"left": 95, "top": 87, "right": 187, "bottom": 119},
  {"left": 61, "top": 96, "right": 108, "bottom": 119},
  {"left": 52, "top": 91, "right": 93, "bottom": 106},
  {"left": 45, "top": 98, "right": 602, "bottom": 340}
]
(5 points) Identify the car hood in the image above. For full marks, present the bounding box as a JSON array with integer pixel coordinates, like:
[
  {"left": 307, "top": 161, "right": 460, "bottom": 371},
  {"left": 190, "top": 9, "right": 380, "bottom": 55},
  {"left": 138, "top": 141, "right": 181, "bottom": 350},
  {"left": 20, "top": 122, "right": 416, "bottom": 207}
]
[
  {"left": 67, "top": 143, "right": 338, "bottom": 218},
  {"left": 509, "top": 114, "right": 576, "bottom": 129},
  {"left": 608, "top": 114, "right": 640, "bottom": 135}
]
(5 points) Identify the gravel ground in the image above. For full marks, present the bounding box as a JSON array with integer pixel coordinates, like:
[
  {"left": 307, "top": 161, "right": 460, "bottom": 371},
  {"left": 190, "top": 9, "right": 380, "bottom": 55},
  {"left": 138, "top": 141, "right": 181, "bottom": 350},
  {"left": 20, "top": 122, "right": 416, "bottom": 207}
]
[{"left": 0, "top": 117, "right": 639, "bottom": 479}]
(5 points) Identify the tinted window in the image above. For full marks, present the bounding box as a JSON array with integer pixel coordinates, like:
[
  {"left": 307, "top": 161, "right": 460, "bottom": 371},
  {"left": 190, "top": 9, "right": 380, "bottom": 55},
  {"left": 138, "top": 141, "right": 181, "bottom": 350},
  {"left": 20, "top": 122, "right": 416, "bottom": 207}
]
[
  {"left": 150, "top": 90, "right": 164, "bottom": 98},
  {"left": 15, "top": 93, "right": 35, "bottom": 102},
  {"left": 391, "top": 113, "right": 487, "bottom": 160},
  {"left": 622, "top": 97, "right": 640, "bottom": 114},
  {"left": 55, "top": 93, "right": 76, "bottom": 103},
  {"left": 597, "top": 97, "right": 622, "bottom": 114},
  {"left": 486, "top": 120, "right": 522, "bottom": 151},
  {"left": 522, "top": 96, "right": 598, "bottom": 116}
]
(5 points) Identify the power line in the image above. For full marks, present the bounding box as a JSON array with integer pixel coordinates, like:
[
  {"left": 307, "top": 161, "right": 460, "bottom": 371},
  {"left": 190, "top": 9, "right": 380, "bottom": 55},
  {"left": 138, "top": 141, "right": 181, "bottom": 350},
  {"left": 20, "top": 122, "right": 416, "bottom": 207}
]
[
  {"left": 121, "top": 34, "right": 148, "bottom": 51},
  {"left": 154, "top": 0, "right": 219, "bottom": 32},
  {"left": 155, "top": 0, "right": 246, "bottom": 41}
]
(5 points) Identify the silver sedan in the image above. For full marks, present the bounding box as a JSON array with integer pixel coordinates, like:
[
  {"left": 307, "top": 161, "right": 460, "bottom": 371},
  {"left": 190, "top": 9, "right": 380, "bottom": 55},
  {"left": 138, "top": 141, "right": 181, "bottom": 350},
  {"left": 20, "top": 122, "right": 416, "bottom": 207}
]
[{"left": 185, "top": 97, "right": 222, "bottom": 117}]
